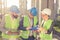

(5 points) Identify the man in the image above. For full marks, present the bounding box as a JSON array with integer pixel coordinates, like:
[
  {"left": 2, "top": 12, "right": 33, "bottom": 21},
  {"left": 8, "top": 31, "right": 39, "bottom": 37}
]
[
  {"left": 18, "top": 7, "right": 38, "bottom": 40},
  {"left": 2, "top": 5, "right": 20, "bottom": 40},
  {"left": 28, "top": 8, "right": 53, "bottom": 40}
]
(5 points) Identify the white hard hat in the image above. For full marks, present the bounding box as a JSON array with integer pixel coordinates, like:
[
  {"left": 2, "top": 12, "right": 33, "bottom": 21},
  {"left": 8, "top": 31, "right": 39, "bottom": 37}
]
[{"left": 41, "top": 8, "right": 51, "bottom": 16}]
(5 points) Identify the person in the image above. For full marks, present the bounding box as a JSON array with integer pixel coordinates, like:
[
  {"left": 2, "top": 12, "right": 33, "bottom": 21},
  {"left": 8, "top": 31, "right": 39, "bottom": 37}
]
[
  {"left": 28, "top": 8, "right": 53, "bottom": 40},
  {"left": 39, "top": 8, "right": 53, "bottom": 40},
  {"left": 2, "top": 5, "right": 20, "bottom": 40},
  {"left": 18, "top": 7, "right": 38, "bottom": 40}
]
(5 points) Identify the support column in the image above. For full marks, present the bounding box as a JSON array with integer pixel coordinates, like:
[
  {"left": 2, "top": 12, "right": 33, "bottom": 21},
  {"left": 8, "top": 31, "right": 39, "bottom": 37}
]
[
  {"left": 38, "top": 0, "right": 41, "bottom": 26},
  {"left": 58, "top": 0, "right": 60, "bottom": 14},
  {"left": 54, "top": 0, "right": 58, "bottom": 20},
  {"left": 0, "top": 0, "right": 2, "bottom": 23},
  {"left": 0, "top": 0, "right": 2, "bottom": 13},
  {"left": 19, "top": 0, "right": 27, "bottom": 15},
  {"left": 2, "top": 0, "right": 7, "bottom": 14},
  {"left": 49, "top": 0, "right": 54, "bottom": 20},
  {"left": 31, "top": 0, "right": 35, "bottom": 7},
  {"left": 31, "top": 0, "right": 38, "bottom": 8}
]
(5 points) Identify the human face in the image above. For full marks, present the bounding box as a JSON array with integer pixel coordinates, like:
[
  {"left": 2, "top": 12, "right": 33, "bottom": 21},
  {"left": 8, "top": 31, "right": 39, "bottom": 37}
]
[
  {"left": 28, "top": 13, "right": 33, "bottom": 19},
  {"left": 11, "top": 12, "right": 18, "bottom": 18},
  {"left": 41, "top": 13, "right": 49, "bottom": 20}
]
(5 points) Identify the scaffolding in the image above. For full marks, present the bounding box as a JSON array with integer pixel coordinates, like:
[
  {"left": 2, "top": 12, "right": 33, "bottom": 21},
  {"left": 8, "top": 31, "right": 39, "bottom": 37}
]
[{"left": 0, "top": 0, "right": 2, "bottom": 14}]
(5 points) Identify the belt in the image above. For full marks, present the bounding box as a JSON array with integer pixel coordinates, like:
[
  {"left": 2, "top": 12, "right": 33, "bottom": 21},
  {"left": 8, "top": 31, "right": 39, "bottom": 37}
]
[{"left": 6, "top": 31, "right": 19, "bottom": 35}]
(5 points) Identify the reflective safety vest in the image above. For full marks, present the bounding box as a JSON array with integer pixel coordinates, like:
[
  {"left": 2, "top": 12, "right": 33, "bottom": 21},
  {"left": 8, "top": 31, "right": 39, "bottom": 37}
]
[
  {"left": 40, "top": 19, "right": 53, "bottom": 40},
  {"left": 2, "top": 14, "right": 20, "bottom": 39},
  {"left": 5, "top": 14, "right": 19, "bottom": 30},
  {"left": 20, "top": 15, "right": 38, "bottom": 39}
]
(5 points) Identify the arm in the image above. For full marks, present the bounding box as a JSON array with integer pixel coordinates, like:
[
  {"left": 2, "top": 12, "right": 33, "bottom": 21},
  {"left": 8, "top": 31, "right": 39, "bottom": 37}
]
[
  {"left": 29, "top": 26, "right": 38, "bottom": 30},
  {"left": 37, "top": 27, "right": 47, "bottom": 33},
  {"left": 26, "top": 25, "right": 38, "bottom": 30}
]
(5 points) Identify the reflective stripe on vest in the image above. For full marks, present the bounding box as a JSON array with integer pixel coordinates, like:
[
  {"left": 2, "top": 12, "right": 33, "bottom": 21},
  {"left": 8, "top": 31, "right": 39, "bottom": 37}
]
[{"left": 34, "top": 16, "right": 38, "bottom": 26}]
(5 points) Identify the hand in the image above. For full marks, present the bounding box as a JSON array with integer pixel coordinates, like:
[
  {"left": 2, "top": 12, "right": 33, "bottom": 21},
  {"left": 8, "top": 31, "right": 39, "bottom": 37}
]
[
  {"left": 32, "top": 30, "right": 40, "bottom": 33},
  {"left": 36, "top": 27, "right": 43, "bottom": 32},
  {"left": 6, "top": 31, "right": 12, "bottom": 35},
  {"left": 37, "top": 27, "right": 47, "bottom": 33},
  {"left": 26, "top": 27, "right": 31, "bottom": 30},
  {"left": 39, "top": 27, "right": 44, "bottom": 31}
]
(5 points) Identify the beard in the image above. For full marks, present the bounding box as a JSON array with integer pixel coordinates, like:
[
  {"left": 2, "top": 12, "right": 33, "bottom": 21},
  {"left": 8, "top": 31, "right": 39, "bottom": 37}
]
[{"left": 12, "top": 15, "right": 18, "bottom": 18}]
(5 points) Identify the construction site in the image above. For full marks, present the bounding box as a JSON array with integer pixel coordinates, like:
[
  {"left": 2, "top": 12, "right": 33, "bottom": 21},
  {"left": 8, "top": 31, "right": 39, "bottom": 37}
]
[{"left": 0, "top": 0, "right": 60, "bottom": 40}]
